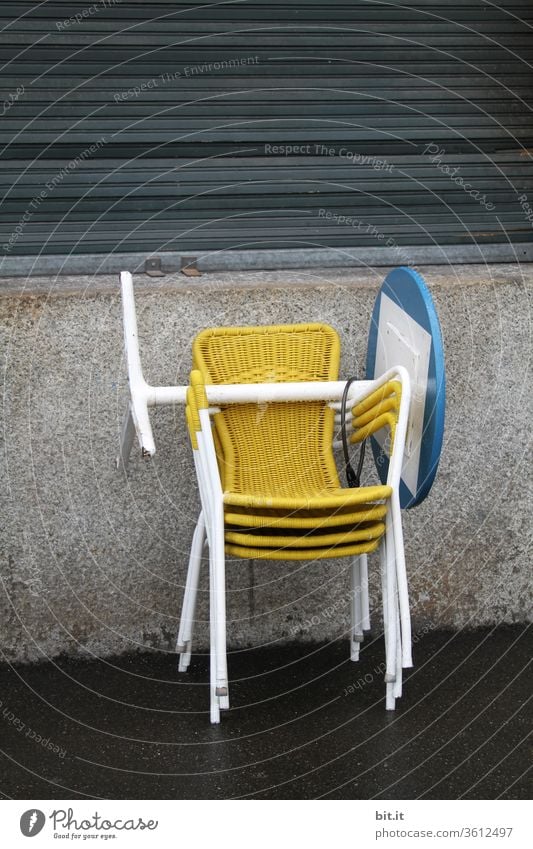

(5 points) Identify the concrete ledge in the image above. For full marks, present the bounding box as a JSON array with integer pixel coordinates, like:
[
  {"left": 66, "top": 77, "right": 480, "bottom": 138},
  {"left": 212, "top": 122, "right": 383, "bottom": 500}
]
[
  {"left": 1, "top": 264, "right": 532, "bottom": 663},
  {"left": 2, "top": 243, "right": 533, "bottom": 277}
]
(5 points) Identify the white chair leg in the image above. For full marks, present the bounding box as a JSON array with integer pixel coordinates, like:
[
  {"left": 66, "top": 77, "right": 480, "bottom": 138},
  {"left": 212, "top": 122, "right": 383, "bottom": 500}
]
[
  {"left": 380, "top": 532, "right": 397, "bottom": 710},
  {"left": 386, "top": 680, "right": 396, "bottom": 710},
  {"left": 350, "top": 557, "right": 364, "bottom": 661},
  {"left": 116, "top": 402, "right": 136, "bottom": 469},
  {"left": 393, "top": 600, "right": 403, "bottom": 699},
  {"left": 177, "top": 514, "right": 203, "bottom": 651},
  {"left": 380, "top": 535, "right": 388, "bottom": 640},
  {"left": 360, "top": 553, "right": 371, "bottom": 630},
  {"left": 209, "top": 537, "right": 220, "bottom": 724},
  {"left": 391, "top": 491, "right": 413, "bottom": 668},
  {"left": 177, "top": 512, "right": 205, "bottom": 672},
  {"left": 379, "top": 537, "right": 395, "bottom": 710},
  {"left": 384, "top": 510, "right": 398, "bottom": 683},
  {"left": 213, "top": 500, "right": 229, "bottom": 710}
]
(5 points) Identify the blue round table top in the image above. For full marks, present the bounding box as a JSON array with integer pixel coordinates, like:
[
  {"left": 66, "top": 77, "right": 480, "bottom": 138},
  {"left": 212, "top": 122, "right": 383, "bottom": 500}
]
[{"left": 366, "top": 266, "right": 446, "bottom": 508}]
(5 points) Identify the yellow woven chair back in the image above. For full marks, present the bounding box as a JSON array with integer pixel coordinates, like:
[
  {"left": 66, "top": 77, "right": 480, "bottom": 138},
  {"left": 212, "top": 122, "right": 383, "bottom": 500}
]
[
  {"left": 193, "top": 323, "right": 340, "bottom": 384},
  {"left": 193, "top": 324, "right": 342, "bottom": 500}
]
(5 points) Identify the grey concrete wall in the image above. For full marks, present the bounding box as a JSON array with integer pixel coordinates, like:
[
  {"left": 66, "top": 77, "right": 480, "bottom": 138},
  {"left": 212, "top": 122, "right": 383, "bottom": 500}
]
[{"left": 1, "top": 264, "right": 532, "bottom": 664}]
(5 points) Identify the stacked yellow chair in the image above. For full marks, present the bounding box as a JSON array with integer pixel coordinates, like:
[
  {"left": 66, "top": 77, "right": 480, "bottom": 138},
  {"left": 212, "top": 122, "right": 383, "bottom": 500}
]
[{"left": 178, "top": 323, "right": 410, "bottom": 722}]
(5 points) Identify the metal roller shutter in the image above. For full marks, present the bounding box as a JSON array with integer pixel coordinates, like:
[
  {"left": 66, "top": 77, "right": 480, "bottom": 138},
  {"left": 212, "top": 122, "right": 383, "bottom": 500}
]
[{"left": 0, "top": 0, "right": 532, "bottom": 271}]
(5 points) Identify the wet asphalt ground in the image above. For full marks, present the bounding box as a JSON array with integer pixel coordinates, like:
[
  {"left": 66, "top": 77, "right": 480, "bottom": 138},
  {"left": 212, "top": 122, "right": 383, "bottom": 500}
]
[{"left": 0, "top": 626, "right": 530, "bottom": 799}]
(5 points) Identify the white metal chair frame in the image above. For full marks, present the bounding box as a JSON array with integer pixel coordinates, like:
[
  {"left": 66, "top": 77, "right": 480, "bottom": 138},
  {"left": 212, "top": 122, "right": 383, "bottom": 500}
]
[{"left": 118, "top": 271, "right": 413, "bottom": 723}]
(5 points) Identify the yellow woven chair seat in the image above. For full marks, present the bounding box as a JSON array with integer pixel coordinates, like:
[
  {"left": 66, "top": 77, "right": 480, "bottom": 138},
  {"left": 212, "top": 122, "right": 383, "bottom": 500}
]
[
  {"left": 223, "top": 502, "right": 388, "bottom": 530},
  {"left": 225, "top": 539, "right": 381, "bottom": 561},
  {"left": 222, "top": 484, "right": 391, "bottom": 511},
  {"left": 224, "top": 511, "right": 385, "bottom": 559},
  {"left": 225, "top": 522, "right": 385, "bottom": 548}
]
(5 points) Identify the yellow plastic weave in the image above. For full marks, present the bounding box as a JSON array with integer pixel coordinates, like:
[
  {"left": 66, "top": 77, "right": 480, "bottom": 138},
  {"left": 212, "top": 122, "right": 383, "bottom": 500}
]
[
  {"left": 225, "top": 522, "right": 385, "bottom": 549},
  {"left": 224, "top": 502, "right": 388, "bottom": 530},
  {"left": 185, "top": 385, "right": 200, "bottom": 450},
  {"left": 225, "top": 538, "right": 381, "bottom": 561},
  {"left": 191, "top": 323, "right": 393, "bottom": 561},
  {"left": 185, "top": 405, "right": 198, "bottom": 450},
  {"left": 193, "top": 323, "right": 341, "bottom": 384},
  {"left": 351, "top": 379, "right": 402, "bottom": 453},
  {"left": 223, "top": 485, "right": 391, "bottom": 511},
  {"left": 190, "top": 369, "right": 208, "bottom": 410}
]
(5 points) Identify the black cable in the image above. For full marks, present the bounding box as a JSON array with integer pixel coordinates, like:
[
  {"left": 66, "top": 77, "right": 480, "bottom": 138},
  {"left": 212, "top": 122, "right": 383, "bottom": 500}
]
[{"left": 340, "top": 376, "right": 366, "bottom": 488}]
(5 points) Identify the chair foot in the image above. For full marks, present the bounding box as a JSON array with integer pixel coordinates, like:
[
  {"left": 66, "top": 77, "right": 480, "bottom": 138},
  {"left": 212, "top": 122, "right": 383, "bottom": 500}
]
[
  {"left": 178, "top": 642, "right": 192, "bottom": 672},
  {"left": 350, "top": 632, "right": 363, "bottom": 662},
  {"left": 385, "top": 682, "right": 396, "bottom": 710},
  {"left": 210, "top": 686, "right": 221, "bottom": 723},
  {"left": 216, "top": 683, "right": 230, "bottom": 709}
]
